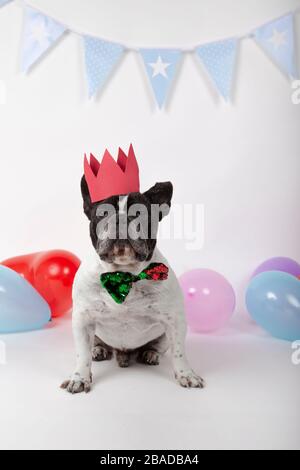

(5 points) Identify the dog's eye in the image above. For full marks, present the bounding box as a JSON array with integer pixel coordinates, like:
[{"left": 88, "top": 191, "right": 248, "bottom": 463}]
[{"left": 98, "top": 211, "right": 109, "bottom": 221}]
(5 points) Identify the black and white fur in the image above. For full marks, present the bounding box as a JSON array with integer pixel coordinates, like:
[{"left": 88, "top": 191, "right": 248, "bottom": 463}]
[{"left": 61, "top": 177, "right": 205, "bottom": 393}]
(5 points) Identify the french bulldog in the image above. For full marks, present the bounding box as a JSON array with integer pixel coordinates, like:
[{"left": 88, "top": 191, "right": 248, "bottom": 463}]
[{"left": 61, "top": 177, "right": 205, "bottom": 393}]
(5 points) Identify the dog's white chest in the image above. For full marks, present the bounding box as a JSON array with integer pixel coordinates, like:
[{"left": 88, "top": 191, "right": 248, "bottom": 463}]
[
  {"left": 96, "top": 314, "right": 165, "bottom": 350},
  {"left": 94, "top": 283, "right": 167, "bottom": 349},
  {"left": 73, "top": 249, "right": 183, "bottom": 351}
]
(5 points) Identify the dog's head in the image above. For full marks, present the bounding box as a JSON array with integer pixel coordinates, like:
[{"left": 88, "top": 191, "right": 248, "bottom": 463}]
[{"left": 81, "top": 176, "right": 173, "bottom": 266}]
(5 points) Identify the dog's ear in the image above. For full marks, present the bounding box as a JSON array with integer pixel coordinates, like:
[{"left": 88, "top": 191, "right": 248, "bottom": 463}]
[
  {"left": 143, "top": 182, "right": 173, "bottom": 221},
  {"left": 81, "top": 175, "right": 93, "bottom": 220}
]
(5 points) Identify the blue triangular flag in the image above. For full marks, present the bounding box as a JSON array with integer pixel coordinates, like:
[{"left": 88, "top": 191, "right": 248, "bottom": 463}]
[
  {"left": 254, "top": 14, "right": 297, "bottom": 79},
  {"left": 21, "top": 7, "right": 66, "bottom": 73},
  {"left": 196, "top": 38, "right": 238, "bottom": 101},
  {"left": 83, "top": 37, "right": 124, "bottom": 98},
  {"left": 140, "top": 49, "right": 182, "bottom": 108},
  {"left": 0, "top": 0, "right": 12, "bottom": 7}
]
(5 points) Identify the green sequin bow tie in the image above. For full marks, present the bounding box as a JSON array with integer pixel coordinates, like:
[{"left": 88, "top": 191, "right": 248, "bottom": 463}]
[{"left": 100, "top": 263, "right": 169, "bottom": 304}]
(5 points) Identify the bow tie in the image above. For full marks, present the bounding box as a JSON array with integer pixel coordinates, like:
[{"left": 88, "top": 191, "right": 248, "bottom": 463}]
[{"left": 100, "top": 263, "right": 169, "bottom": 304}]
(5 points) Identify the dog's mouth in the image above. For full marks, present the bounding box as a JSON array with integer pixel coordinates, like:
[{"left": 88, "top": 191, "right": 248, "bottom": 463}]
[{"left": 97, "top": 239, "right": 149, "bottom": 266}]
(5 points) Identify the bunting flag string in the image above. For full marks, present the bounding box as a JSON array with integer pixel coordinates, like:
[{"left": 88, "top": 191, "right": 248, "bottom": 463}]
[{"left": 0, "top": 0, "right": 299, "bottom": 108}]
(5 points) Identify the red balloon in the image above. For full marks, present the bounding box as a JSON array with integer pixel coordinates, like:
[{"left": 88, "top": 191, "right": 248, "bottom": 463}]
[{"left": 1, "top": 250, "right": 81, "bottom": 318}]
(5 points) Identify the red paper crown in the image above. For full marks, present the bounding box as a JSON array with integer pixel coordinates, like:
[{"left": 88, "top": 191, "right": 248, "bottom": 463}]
[{"left": 84, "top": 144, "right": 140, "bottom": 203}]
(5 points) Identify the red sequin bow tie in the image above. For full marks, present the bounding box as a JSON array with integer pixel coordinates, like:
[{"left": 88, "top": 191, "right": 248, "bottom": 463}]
[{"left": 100, "top": 263, "right": 169, "bottom": 304}]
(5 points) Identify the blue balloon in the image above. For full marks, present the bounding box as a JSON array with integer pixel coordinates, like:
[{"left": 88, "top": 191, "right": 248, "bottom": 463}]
[
  {"left": 246, "top": 271, "right": 300, "bottom": 342},
  {"left": 0, "top": 266, "right": 51, "bottom": 333}
]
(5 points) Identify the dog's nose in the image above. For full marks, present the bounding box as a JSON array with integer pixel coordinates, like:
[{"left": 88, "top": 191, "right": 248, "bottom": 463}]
[
  {"left": 113, "top": 242, "right": 132, "bottom": 257},
  {"left": 115, "top": 245, "right": 125, "bottom": 256}
]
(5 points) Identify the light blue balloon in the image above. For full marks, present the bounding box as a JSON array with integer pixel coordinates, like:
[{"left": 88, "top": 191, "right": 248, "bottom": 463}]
[
  {"left": 246, "top": 271, "right": 300, "bottom": 342},
  {"left": 0, "top": 266, "right": 51, "bottom": 333}
]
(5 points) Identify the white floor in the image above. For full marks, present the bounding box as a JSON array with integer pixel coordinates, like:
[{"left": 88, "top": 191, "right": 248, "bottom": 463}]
[{"left": 0, "top": 314, "right": 299, "bottom": 450}]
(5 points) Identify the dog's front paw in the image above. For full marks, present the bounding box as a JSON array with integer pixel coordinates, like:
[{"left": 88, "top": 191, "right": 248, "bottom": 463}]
[
  {"left": 175, "top": 370, "right": 205, "bottom": 389},
  {"left": 92, "top": 345, "right": 113, "bottom": 362},
  {"left": 137, "top": 350, "right": 160, "bottom": 366},
  {"left": 61, "top": 373, "right": 92, "bottom": 394}
]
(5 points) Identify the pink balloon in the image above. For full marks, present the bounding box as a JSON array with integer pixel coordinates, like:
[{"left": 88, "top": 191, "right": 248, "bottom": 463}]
[{"left": 179, "top": 269, "right": 236, "bottom": 333}]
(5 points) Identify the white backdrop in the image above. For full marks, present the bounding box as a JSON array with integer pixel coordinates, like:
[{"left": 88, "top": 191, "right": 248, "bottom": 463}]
[{"left": 0, "top": 0, "right": 300, "bottom": 315}]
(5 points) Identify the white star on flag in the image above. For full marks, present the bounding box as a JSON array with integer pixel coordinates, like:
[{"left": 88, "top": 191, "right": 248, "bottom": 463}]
[
  {"left": 29, "top": 19, "right": 50, "bottom": 47},
  {"left": 149, "top": 56, "right": 171, "bottom": 78},
  {"left": 21, "top": 7, "right": 66, "bottom": 73},
  {"left": 268, "top": 29, "right": 288, "bottom": 50}
]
